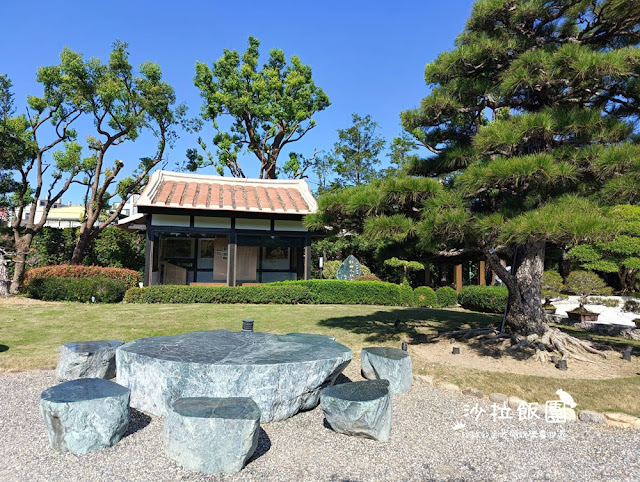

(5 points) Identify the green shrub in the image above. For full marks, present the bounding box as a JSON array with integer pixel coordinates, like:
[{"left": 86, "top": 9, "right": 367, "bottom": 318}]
[
  {"left": 436, "top": 286, "right": 458, "bottom": 307},
  {"left": 355, "top": 273, "right": 381, "bottom": 282},
  {"left": 24, "top": 265, "right": 141, "bottom": 289},
  {"left": 28, "top": 277, "right": 127, "bottom": 303},
  {"left": 542, "top": 270, "right": 564, "bottom": 300},
  {"left": 268, "top": 279, "right": 415, "bottom": 306},
  {"left": 564, "top": 270, "right": 612, "bottom": 301},
  {"left": 414, "top": 286, "right": 437, "bottom": 307},
  {"left": 124, "top": 285, "right": 312, "bottom": 304},
  {"left": 587, "top": 296, "right": 620, "bottom": 308},
  {"left": 623, "top": 300, "right": 640, "bottom": 314},
  {"left": 458, "top": 285, "right": 509, "bottom": 314}
]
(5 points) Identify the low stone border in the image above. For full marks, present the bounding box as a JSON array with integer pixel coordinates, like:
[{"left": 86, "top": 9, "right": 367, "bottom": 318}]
[{"left": 413, "top": 374, "right": 640, "bottom": 429}]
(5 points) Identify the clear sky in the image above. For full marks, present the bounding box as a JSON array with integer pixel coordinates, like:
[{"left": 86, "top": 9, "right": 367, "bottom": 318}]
[{"left": 2, "top": 0, "right": 475, "bottom": 202}]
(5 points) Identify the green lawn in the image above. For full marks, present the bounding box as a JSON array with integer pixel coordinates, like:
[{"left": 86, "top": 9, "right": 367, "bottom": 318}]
[{"left": 1, "top": 300, "right": 638, "bottom": 416}]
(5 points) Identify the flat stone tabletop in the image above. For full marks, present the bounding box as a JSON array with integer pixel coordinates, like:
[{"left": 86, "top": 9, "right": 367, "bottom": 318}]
[
  {"left": 171, "top": 397, "right": 260, "bottom": 420},
  {"left": 41, "top": 378, "right": 129, "bottom": 403},
  {"left": 116, "top": 330, "right": 352, "bottom": 421}
]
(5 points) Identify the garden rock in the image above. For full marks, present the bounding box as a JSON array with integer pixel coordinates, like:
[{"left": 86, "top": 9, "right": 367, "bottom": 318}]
[
  {"left": 562, "top": 407, "right": 577, "bottom": 422},
  {"left": 507, "top": 396, "right": 526, "bottom": 410},
  {"left": 603, "top": 412, "right": 640, "bottom": 429},
  {"left": 163, "top": 397, "right": 260, "bottom": 474},
  {"left": 437, "top": 382, "right": 461, "bottom": 393},
  {"left": 489, "top": 393, "right": 508, "bottom": 404},
  {"left": 462, "top": 388, "right": 484, "bottom": 398},
  {"left": 361, "top": 347, "right": 412, "bottom": 394},
  {"left": 578, "top": 410, "right": 606, "bottom": 424},
  {"left": 56, "top": 340, "right": 124, "bottom": 382},
  {"left": 117, "top": 330, "right": 351, "bottom": 421},
  {"left": 40, "top": 378, "right": 130, "bottom": 454},
  {"left": 320, "top": 380, "right": 392, "bottom": 442}
]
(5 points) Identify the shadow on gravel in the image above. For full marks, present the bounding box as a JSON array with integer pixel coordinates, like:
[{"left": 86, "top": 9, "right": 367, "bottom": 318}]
[
  {"left": 124, "top": 408, "right": 152, "bottom": 437},
  {"left": 0, "top": 344, "right": 8, "bottom": 352},
  {"left": 247, "top": 428, "right": 271, "bottom": 464}
]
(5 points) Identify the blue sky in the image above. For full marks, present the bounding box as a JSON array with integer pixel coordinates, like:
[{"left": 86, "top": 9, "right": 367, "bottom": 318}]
[{"left": 2, "top": 0, "right": 474, "bottom": 202}]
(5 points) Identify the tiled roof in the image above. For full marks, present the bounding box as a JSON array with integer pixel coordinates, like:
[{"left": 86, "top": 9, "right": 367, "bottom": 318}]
[{"left": 136, "top": 171, "right": 317, "bottom": 215}]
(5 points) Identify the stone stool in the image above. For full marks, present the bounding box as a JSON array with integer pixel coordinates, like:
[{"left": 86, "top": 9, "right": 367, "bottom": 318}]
[
  {"left": 320, "top": 380, "right": 392, "bottom": 441},
  {"left": 361, "top": 347, "right": 413, "bottom": 394},
  {"left": 40, "top": 378, "right": 130, "bottom": 454},
  {"left": 57, "top": 340, "right": 124, "bottom": 381},
  {"left": 163, "top": 397, "right": 261, "bottom": 474}
]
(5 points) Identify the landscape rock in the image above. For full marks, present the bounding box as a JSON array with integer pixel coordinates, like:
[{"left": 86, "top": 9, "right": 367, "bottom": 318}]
[
  {"left": 489, "top": 393, "right": 508, "bottom": 404},
  {"left": 603, "top": 412, "right": 640, "bottom": 429},
  {"left": 437, "top": 382, "right": 461, "bottom": 393},
  {"left": 116, "top": 330, "right": 352, "bottom": 421},
  {"left": 361, "top": 347, "right": 412, "bottom": 394},
  {"left": 414, "top": 374, "right": 434, "bottom": 385},
  {"left": 163, "top": 397, "right": 260, "bottom": 474},
  {"left": 578, "top": 410, "right": 606, "bottom": 424},
  {"left": 40, "top": 378, "right": 130, "bottom": 454},
  {"left": 462, "top": 388, "right": 484, "bottom": 399},
  {"left": 507, "top": 396, "right": 526, "bottom": 410},
  {"left": 562, "top": 407, "right": 577, "bottom": 422},
  {"left": 320, "top": 380, "right": 392, "bottom": 442},
  {"left": 56, "top": 340, "right": 124, "bottom": 382}
]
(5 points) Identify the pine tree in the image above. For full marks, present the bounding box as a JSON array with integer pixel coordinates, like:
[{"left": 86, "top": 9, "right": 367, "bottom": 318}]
[{"left": 308, "top": 1, "right": 640, "bottom": 359}]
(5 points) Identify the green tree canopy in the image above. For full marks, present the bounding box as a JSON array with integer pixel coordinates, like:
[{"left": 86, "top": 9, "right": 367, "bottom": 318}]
[
  {"left": 310, "top": 0, "right": 640, "bottom": 340},
  {"left": 191, "top": 36, "right": 330, "bottom": 179}
]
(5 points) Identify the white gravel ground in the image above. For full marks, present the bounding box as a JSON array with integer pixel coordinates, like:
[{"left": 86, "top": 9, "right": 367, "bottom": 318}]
[{"left": 1, "top": 366, "right": 639, "bottom": 482}]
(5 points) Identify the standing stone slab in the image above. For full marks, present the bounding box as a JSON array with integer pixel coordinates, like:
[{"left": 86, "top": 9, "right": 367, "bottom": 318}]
[
  {"left": 164, "top": 397, "right": 260, "bottom": 474},
  {"left": 320, "top": 380, "right": 392, "bottom": 441},
  {"left": 40, "top": 378, "right": 130, "bottom": 454},
  {"left": 117, "top": 330, "right": 352, "bottom": 421},
  {"left": 361, "top": 347, "right": 412, "bottom": 394},
  {"left": 57, "top": 340, "right": 124, "bottom": 381}
]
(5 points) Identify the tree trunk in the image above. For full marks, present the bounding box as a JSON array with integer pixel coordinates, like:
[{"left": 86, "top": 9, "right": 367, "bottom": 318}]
[
  {"left": 263, "top": 160, "right": 277, "bottom": 179},
  {"left": 559, "top": 247, "right": 571, "bottom": 281},
  {"left": 504, "top": 241, "right": 547, "bottom": 335},
  {"left": 70, "top": 225, "right": 94, "bottom": 265},
  {"left": 620, "top": 267, "right": 638, "bottom": 294},
  {"left": 0, "top": 250, "right": 10, "bottom": 297},
  {"left": 9, "top": 235, "right": 32, "bottom": 294}
]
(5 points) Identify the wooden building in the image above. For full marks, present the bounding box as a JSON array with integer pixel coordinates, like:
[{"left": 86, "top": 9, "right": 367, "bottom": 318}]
[{"left": 118, "top": 171, "right": 317, "bottom": 287}]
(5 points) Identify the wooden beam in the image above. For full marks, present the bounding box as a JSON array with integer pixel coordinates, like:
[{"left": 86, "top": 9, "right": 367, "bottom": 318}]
[
  {"left": 227, "top": 243, "right": 237, "bottom": 287},
  {"left": 454, "top": 264, "right": 463, "bottom": 292},
  {"left": 479, "top": 260, "right": 486, "bottom": 286}
]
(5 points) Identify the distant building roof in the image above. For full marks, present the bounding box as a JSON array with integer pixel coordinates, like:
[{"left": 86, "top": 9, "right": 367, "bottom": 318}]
[{"left": 136, "top": 170, "right": 318, "bottom": 215}]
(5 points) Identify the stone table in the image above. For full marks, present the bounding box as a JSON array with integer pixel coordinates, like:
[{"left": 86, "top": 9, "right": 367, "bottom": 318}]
[
  {"left": 57, "top": 340, "right": 124, "bottom": 381},
  {"left": 361, "top": 347, "right": 413, "bottom": 394},
  {"left": 164, "top": 397, "right": 260, "bottom": 474},
  {"left": 320, "top": 379, "right": 392, "bottom": 441},
  {"left": 116, "top": 330, "right": 352, "bottom": 421},
  {"left": 40, "top": 378, "right": 130, "bottom": 454}
]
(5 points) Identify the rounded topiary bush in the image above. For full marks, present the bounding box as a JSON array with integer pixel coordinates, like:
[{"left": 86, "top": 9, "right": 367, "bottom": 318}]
[
  {"left": 436, "top": 286, "right": 458, "bottom": 307},
  {"left": 564, "top": 270, "right": 612, "bottom": 299},
  {"left": 414, "top": 286, "right": 437, "bottom": 307},
  {"left": 27, "top": 277, "right": 127, "bottom": 303},
  {"left": 355, "top": 273, "right": 381, "bottom": 282},
  {"left": 457, "top": 285, "right": 508, "bottom": 314}
]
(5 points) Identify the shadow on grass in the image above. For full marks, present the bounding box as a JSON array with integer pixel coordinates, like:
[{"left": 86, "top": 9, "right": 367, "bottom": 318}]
[
  {"left": 0, "top": 345, "right": 8, "bottom": 353},
  {"left": 319, "top": 307, "right": 500, "bottom": 344}
]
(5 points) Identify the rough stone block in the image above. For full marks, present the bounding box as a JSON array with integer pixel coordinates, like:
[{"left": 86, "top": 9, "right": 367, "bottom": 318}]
[
  {"left": 320, "top": 380, "right": 392, "bottom": 442},
  {"left": 603, "top": 412, "right": 640, "bottom": 429},
  {"left": 117, "top": 330, "right": 352, "bottom": 422},
  {"left": 462, "top": 388, "right": 485, "bottom": 398},
  {"left": 57, "top": 340, "right": 124, "bottom": 382},
  {"left": 578, "top": 410, "right": 606, "bottom": 424},
  {"left": 361, "top": 347, "right": 412, "bottom": 394},
  {"left": 163, "top": 397, "right": 261, "bottom": 474},
  {"left": 507, "top": 396, "right": 526, "bottom": 410},
  {"left": 40, "top": 378, "right": 130, "bottom": 454},
  {"left": 489, "top": 393, "right": 508, "bottom": 404}
]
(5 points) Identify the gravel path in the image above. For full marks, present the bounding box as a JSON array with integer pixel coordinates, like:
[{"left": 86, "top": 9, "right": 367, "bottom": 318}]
[{"left": 1, "top": 366, "right": 639, "bottom": 482}]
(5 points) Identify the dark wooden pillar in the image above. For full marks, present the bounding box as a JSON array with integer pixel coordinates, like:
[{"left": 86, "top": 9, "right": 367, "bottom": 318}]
[
  {"left": 144, "top": 219, "right": 153, "bottom": 286},
  {"left": 454, "top": 264, "right": 463, "bottom": 292},
  {"left": 304, "top": 233, "right": 311, "bottom": 280},
  {"left": 479, "top": 260, "right": 486, "bottom": 286},
  {"left": 424, "top": 265, "right": 431, "bottom": 287}
]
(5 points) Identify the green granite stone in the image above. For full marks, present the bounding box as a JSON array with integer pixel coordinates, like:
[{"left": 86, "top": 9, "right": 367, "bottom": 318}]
[{"left": 361, "top": 347, "right": 413, "bottom": 394}]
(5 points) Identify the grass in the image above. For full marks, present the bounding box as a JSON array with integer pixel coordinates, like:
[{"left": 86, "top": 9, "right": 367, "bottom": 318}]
[{"left": 1, "top": 300, "right": 638, "bottom": 416}]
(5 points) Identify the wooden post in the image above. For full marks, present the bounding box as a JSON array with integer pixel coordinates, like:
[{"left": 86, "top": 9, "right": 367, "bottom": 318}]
[
  {"left": 144, "top": 220, "right": 153, "bottom": 286},
  {"left": 454, "top": 264, "right": 463, "bottom": 292},
  {"left": 227, "top": 243, "right": 237, "bottom": 287},
  {"left": 424, "top": 265, "right": 431, "bottom": 287},
  {"left": 479, "top": 260, "right": 486, "bottom": 286},
  {"left": 303, "top": 233, "right": 312, "bottom": 280}
]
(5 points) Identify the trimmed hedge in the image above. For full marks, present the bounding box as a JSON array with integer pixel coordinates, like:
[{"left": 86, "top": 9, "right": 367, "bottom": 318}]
[
  {"left": 457, "top": 285, "right": 508, "bottom": 314},
  {"left": 24, "top": 265, "right": 141, "bottom": 289},
  {"left": 27, "top": 277, "right": 127, "bottom": 303},
  {"left": 414, "top": 286, "right": 437, "bottom": 307},
  {"left": 436, "top": 286, "right": 458, "bottom": 307},
  {"left": 124, "top": 285, "right": 312, "bottom": 304},
  {"left": 271, "top": 279, "right": 416, "bottom": 306},
  {"left": 125, "top": 279, "right": 416, "bottom": 306}
]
